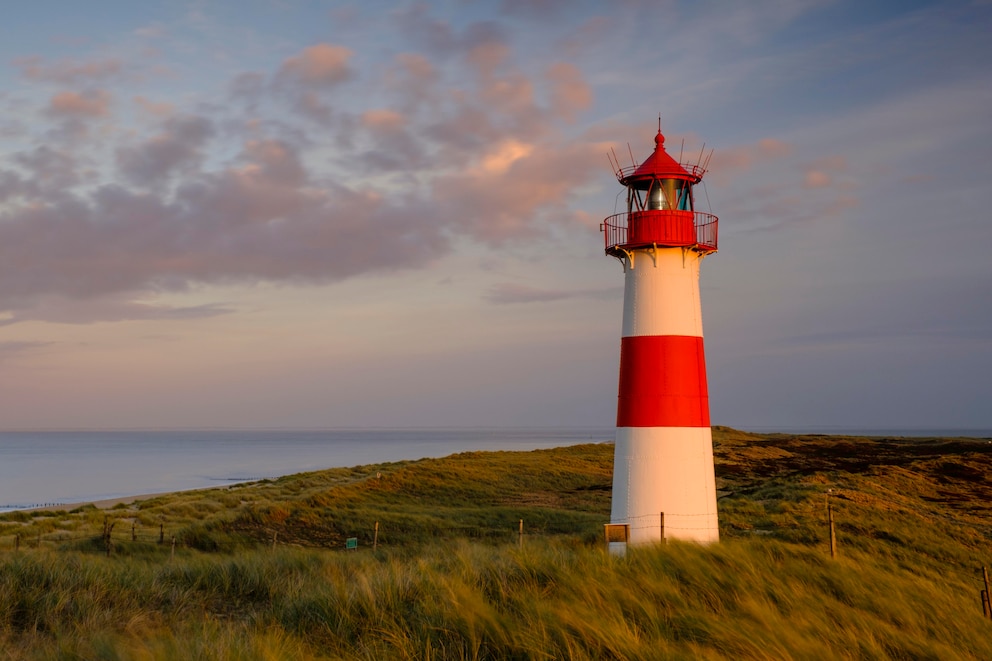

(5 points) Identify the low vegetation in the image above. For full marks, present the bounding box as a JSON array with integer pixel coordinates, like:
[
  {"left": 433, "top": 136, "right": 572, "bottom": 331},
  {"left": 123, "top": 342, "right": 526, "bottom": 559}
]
[{"left": 1, "top": 428, "right": 991, "bottom": 659}]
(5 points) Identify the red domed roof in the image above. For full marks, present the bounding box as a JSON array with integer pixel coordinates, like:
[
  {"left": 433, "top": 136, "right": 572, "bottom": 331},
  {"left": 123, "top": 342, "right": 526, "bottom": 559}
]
[{"left": 619, "top": 130, "right": 699, "bottom": 185}]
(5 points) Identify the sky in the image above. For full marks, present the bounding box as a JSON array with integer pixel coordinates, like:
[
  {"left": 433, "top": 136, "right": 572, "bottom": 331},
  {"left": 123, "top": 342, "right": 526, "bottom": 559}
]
[{"left": 0, "top": 0, "right": 989, "bottom": 431}]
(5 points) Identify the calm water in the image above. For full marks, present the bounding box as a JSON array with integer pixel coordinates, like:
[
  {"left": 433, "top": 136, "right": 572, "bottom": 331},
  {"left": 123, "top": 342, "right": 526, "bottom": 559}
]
[{"left": 0, "top": 428, "right": 614, "bottom": 511}]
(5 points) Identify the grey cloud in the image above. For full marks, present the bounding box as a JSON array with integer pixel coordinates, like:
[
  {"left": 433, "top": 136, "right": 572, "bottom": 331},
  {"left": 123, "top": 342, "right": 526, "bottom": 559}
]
[
  {"left": 0, "top": 138, "right": 450, "bottom": 316},
  {"left": 13, "top": 146, "right": 88, "bottom": 193},
  {"left": 393, "top": 6, "right": 503, "bottom": 56},
  {"left": 115, "top": 115, "right": 215, "bottom": 187},
  {"left": 0, "top": 297, "right": 235, "bottom": 327},
  {"left": 0, "top": 341, "right": 53, "bottom": 363}
]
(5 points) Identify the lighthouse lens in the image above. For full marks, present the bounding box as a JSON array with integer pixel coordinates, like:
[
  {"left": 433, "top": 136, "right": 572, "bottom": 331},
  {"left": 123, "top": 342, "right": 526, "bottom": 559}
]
[{"left": 647, "top": 184, "right": 668, "bottom": 210}]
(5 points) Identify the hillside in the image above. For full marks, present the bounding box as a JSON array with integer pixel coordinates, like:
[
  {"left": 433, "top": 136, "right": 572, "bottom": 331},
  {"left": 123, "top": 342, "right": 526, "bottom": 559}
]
[{"left": 1, "top": 428, "right": 991, "bottom": 659}]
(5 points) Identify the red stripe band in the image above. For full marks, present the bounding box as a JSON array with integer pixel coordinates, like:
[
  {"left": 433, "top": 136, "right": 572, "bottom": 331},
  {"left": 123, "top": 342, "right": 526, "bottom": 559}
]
[{"left": 616, "top": 335, "right": 710, "bottom": 428}]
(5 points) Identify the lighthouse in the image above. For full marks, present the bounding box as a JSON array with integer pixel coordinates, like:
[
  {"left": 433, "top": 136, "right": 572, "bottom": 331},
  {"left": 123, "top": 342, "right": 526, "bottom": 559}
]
[{"left": 602, "top": 124, "right": 720, "bottom": 547}]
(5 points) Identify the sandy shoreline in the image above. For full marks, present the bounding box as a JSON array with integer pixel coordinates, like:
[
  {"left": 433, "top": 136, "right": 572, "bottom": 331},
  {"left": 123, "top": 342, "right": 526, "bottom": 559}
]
[{"left": 21, "top": 487, "right": 219, "bottom": 513}]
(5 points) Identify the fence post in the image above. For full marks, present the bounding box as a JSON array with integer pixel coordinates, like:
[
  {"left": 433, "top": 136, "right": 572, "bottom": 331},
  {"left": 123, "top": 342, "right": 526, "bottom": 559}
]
[
  {"left": 271, "top": 532, "right": 278, "bottom": 551},
  {"left": 373, "top": 521, "right": 379, "bottom": 552},
  {"left": 983, "top": 590, "right": 990, "bottom": 619},
  {"left": 984, "top": 567, "right": 991, "bottom": 619},
  {"left": 828, "top": 504, "right": 837, "bottom": 559},
  {"left": 159, "top": 523, "right": 164, "bottom": 544},
  {"left": 171, "top": 536, "right": 176, "bottom": 561},
  {"left": 105, "top": 522, "right": 115, "bottom": 558},
  {"left": 519, "top": 519, "right": 524, "bottom": 548},
  {"left": 132, "top": 522, "right": 136, "bottom": 542},
  {"left": 660, "top": 512, "right": 666, "bottom": 544}
]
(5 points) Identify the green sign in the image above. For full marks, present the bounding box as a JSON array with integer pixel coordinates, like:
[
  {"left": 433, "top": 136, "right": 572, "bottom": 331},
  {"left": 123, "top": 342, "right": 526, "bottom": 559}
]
[{"left": 345, "top": 537, "right": 358, "bottom": 550}]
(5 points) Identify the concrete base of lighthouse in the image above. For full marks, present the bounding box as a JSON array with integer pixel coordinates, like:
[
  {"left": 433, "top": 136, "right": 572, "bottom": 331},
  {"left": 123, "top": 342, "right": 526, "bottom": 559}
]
[{"left": 611, "top": 426, "right": 719, "bottom": 545}]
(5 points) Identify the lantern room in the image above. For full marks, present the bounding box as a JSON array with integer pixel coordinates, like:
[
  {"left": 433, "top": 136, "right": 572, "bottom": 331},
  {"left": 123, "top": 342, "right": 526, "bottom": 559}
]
[{"left": 603, "top": 128, "right": 718, "bottom": 258}]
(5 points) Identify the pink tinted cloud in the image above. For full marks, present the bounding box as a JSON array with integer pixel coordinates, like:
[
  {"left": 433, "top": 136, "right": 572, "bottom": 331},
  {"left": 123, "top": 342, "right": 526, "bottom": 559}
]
[
  {"left": 277, "top": 44, "right": 353, "bottom": 86},
  {"left": 547, "top": 62, "right": 592, "bottom": 122},
  {"left": 710, "top": 137, "right": 791, "bottom": 174},
  {"left": 269, "top": 44, "right": 354, "bottom": 124},
  {"left": 0, "top": 135, "right": 451, "bottom": 320},
  {"left": 47, "top": 89, "right": 111, "bottom": 118},
  {"left": 432, "top": 139, "right": 609, "bottom": 243},
  {"left": 133, "top": 96, "right": 175, "bottom": 117},
  {"left": 1, "top": 26, "right": 610, "bottom": 323},
  {"left": 802, "top": 154, "right": 847, "bottom": 189},
  {"left": 16, "top": 56, "right": 123, "bottom": 84}
]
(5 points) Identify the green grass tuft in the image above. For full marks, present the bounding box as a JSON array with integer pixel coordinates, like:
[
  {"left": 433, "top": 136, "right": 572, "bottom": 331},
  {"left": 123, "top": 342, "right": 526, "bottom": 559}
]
[{"left": 1, "top": 430, "right": 991, "bottom": 659}]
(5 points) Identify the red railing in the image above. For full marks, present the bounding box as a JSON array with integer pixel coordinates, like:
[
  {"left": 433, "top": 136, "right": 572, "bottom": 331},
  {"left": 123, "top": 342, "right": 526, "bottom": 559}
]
[{"left": 602, "top": 211, "right": 718, "bottom": 254}]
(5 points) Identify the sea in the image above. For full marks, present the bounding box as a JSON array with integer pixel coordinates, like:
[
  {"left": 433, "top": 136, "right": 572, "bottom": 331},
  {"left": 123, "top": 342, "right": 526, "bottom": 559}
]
[
  {"left": 2, "top": 426, "right": 988, "bottom": 513},
  {"left": 0, "top": 428, "right": 614, "bottom": 512}
]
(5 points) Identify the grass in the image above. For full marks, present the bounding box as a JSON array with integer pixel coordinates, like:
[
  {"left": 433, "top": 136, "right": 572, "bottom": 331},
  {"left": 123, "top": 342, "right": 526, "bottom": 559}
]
[{"left": 1, "top": 428, "right": 991, "bottom": 659}]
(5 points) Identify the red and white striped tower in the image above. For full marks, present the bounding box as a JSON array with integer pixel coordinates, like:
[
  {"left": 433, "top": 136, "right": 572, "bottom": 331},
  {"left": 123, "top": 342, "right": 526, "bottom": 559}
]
[{"left": 603, "top": 124, "right": 720, "bottom": 547}]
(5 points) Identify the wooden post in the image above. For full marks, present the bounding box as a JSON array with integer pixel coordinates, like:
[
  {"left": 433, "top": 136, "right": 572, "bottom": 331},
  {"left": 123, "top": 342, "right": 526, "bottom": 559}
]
[
  {"left": 518, "top": 519, "right": 524, "bottom": 548},
  {"left": 105, "top": 522, "right": 115, "bottom": 558},
  {"left": 373, "top": 521, "right": 379, "bottom": 552},
  {"left": 828, "top": 504, "right": 837, "bottom": 559},
  {"left": 170, "top": 536, "right": 176, "bottom": 561},
  {"left": 983, "top": 590, "right": 990, "bottom": 619},
  {"left": 984, "top": 567, "right": 992, "bottom": 619},
  {"left": 660, "top": 512, "right": 666, "bottom": 543},
  {"left": 271, "top": 531, "right": 278, "bottom": 551},
  {"left": 132, "top": 522, "right": 136, "bottom": 542},
  {"left": 159, "top": 523, "right": 164, "bottom": 544}
]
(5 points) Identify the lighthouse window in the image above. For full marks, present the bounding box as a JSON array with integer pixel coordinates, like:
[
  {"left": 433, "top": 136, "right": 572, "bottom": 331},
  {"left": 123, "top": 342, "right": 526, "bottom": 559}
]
[
  {"left": 647, "top": 182, "right": 667, "bottom": 210},
  {"left": 628, "top": 180, "right": 694, "bottom": 212},
  {"left": 676, "top": 181, "right": 693, "bottom": 211}
]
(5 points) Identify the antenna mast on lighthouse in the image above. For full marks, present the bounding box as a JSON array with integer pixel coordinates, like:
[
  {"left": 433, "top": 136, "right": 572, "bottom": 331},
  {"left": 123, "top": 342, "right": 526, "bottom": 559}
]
[{"left": 601, "top": 121, "right": 720, "bottom": 552}]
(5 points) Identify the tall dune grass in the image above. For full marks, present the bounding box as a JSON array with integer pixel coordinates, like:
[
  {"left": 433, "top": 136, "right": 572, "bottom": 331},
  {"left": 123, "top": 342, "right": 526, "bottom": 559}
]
[
  {"left": 2, "top": 536, "right": 991, "bottom": 660},
  {"left": 2, "top": 432, "right": 991, "bottom": 659}
]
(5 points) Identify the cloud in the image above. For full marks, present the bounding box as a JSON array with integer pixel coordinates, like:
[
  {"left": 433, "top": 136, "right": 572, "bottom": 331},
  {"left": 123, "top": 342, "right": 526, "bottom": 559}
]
[
  {"left": 16, "top": 56, "right": 124, "bottom": 84},
  {"left": 802, "top": 154, "right": 847, "bottom": 189},
  {"left": 133, "top": 96, "right": 175, "bottom": 117},
  {"left": 47, "top": 89, "right": 111, "bottom": 118},
  {"left": 269, "top": 43, "right": 355, "bottom": 124},
  {"left": 395, "top": 7, "right": 507, "bottom": 59},
  {"left": 484, "top": 283, "right": 619, "bottom": 304},
  {"left": 709, "top": 138, "right": 791, "bottom": 176},
  {"left": 276, "top": 43, "right": 353, "bottom": 87},
  {"left": 546, "top": 62, "right": 592, "bottom": 123},
  {"left": 13, "top": 146, "right": 86, "bottom": 192},
  {"left": 0, "top": 18, "right": 615, "bottom": 324},
  {"left": 0, "top": 340, "right": 53, "bottom": 363},
  {"left": 499, "top": 0, "right": 569, "bottom": 19},
  {"left": 361, "top": 109, "right": 406, "bottom": 131},
  {"left": 0, "top": 134, "right": 451, "bottom": 317},
  {"left": 115, "top": 115, "right": 214, "bottom": 187},
  {"left": 0, "top": 296, "right": 234, "bottom": 327},
  {"left": 433, "top": 139, "right": 609, "bottom": 243}
]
